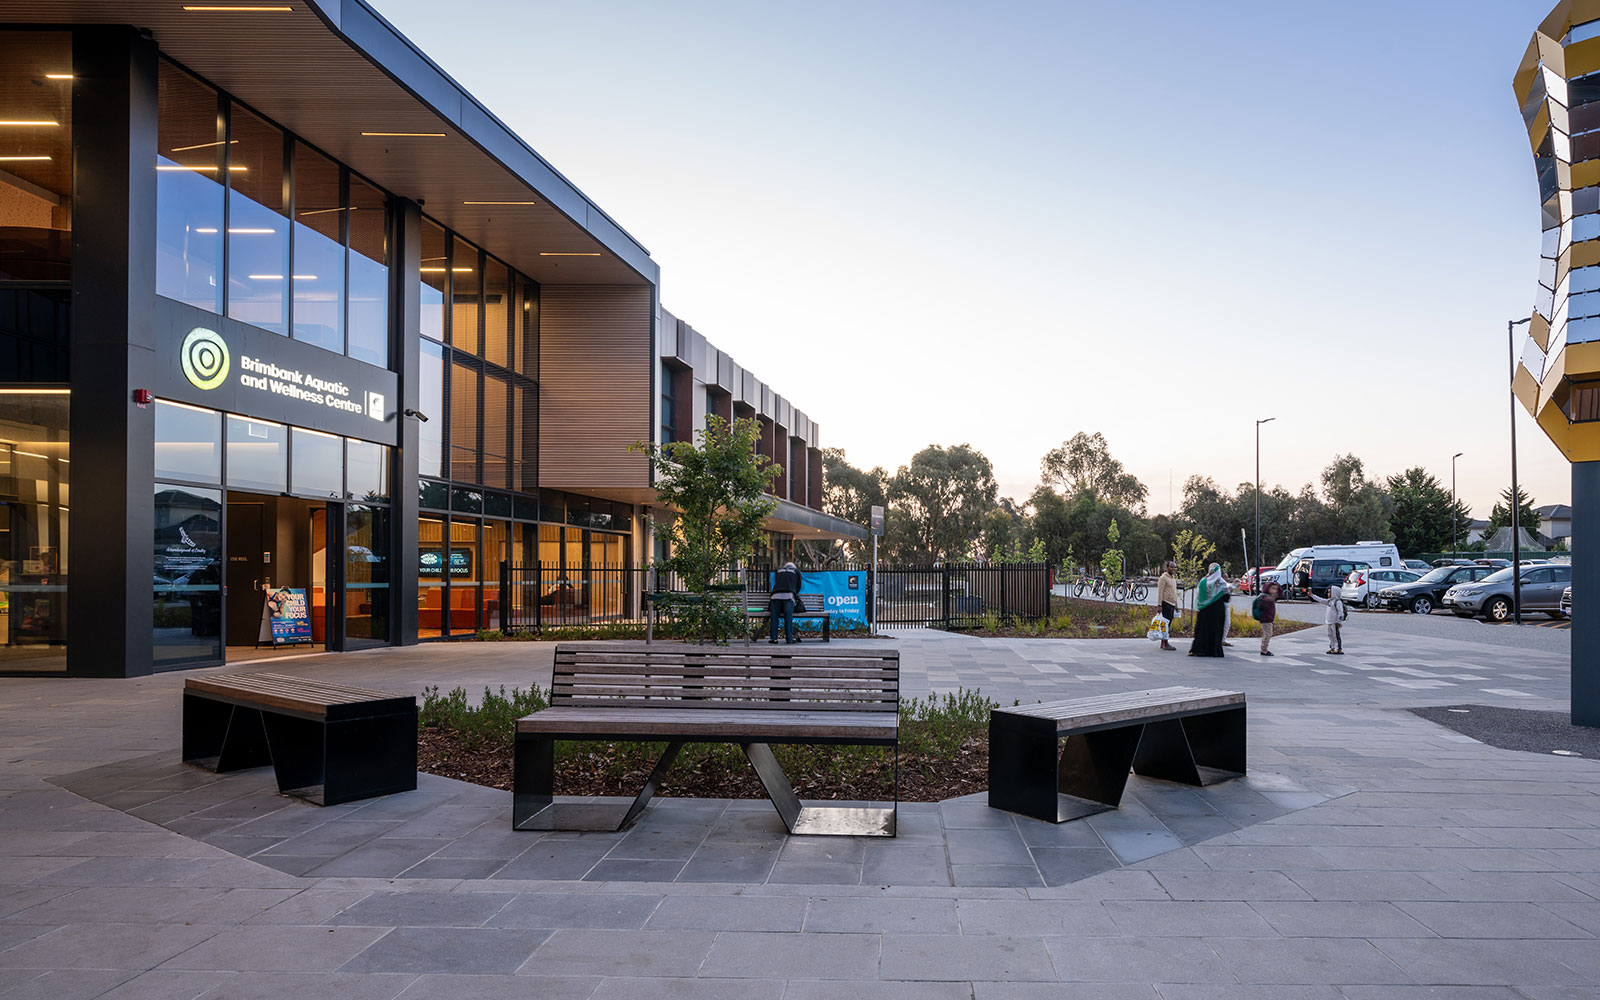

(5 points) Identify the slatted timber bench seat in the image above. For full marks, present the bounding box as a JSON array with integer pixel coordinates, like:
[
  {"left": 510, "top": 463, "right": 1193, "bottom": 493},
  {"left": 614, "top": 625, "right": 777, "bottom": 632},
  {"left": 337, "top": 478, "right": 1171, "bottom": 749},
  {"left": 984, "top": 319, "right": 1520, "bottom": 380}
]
[
  {"left": 744, "top": 591, "right": 833, "bottom": 641},
  {"left": 988, "top": 686, "right": 1245, "bottom": 824},
  {"left": 513, "top": 641, "right": 898, "bottom": 836},
  {"left": 183, "top": 671, "right": 418, "bottom": 806}
]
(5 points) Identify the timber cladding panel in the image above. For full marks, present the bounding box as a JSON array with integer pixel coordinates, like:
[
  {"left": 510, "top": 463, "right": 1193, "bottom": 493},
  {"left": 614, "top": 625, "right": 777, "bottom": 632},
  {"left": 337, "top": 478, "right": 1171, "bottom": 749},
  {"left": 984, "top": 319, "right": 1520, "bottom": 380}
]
[{"left": 538, "top": 285, "right": 653, "bottom": 489}]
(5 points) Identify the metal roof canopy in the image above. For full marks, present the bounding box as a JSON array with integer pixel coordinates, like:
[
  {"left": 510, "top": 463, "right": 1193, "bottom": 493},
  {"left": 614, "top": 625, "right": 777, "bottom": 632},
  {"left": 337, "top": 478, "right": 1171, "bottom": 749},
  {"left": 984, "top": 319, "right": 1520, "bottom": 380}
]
[{"left": 0, "top": 0, "right": 657, "bottom": 287}]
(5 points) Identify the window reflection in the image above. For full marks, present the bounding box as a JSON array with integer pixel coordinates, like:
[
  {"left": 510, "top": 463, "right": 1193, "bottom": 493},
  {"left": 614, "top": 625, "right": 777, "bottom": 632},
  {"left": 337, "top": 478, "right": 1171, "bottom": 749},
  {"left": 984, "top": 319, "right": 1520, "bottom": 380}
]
[
  {"left": 347, "top": 440, "right": 390, "bottom": 502},
  {"left": 225, "top": 415, "right": 286, "bottom": 493},
  {"left": 0, "top": 391, "right": 69, "bottom": 673},
  {"left": 155, "top": 400, "right": 221, "bottom": 483},
  {"left": 419, "top": 340, "right": 445, "bottom": 478},
  {"left": 290, "top": 427, "right": 342, "bottom": 498},
  {"left": 153, "top": 485, "right": 220, "bottom": 667},
  {"left": 347, "top": 175, "right": 389, "bottom": 367},
  {"left": 291, "top": 142, "right": 344, "bottom": 354},
  {"left": 156, "top": 62, "right": 222, "bottom": 310},
  {"left": 420, "top": 218, "right": 447, "bottom": 343},
  {"left": 346, "top": 504, "right": 389, "bottom": 642},
  {"left": 0, "top": 32, "right": 72, "bottom": 285},
  {"left": 226, "top": 104, "right": 288, "bottom": 335},
  {"left": 452, "top": 237, "right": 480, "bottom": 354}
]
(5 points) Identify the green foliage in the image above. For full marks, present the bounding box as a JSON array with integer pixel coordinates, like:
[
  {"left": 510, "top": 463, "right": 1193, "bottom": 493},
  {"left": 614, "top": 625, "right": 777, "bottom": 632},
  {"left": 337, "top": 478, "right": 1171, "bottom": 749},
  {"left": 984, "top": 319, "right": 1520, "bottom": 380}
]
[
  {"left": 1487, "top": 486, "right": 1539, "bottom": 537},
  {"left": 1385, "top": 467, "right": 1474, "bottom": 555},
  {"left": 1040, "top": 431, "right": 1148, "bottom": 511},
  {"left": 634, "top": 415, "right": 778, "bottom": 643},
  {"left": 419, "top": 685, "right": 548, "bottom": 751},
  {"left": 1172, "top": 528, "right": 1215, "bottom": 585},
  {"left": 821, "top": 447, "right": 887, "bottom": 561},
  {"left": 1099, "top": 518, "right": 1123, "bottom": 584},
  {"left": 883, "top": 443, "right": 998, "bottom": 562}
]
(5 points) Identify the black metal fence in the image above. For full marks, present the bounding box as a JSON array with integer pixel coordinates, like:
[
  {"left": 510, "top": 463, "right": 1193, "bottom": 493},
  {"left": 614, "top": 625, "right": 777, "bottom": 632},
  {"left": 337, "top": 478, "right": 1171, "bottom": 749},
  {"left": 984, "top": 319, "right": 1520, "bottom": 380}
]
[{"left": 496, "top": 561, "right": 1051, "bottom": 632}]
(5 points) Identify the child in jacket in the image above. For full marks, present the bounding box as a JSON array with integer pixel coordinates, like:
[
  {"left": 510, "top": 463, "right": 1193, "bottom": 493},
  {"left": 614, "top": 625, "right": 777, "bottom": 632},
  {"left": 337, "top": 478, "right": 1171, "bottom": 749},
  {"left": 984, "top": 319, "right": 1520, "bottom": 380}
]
[{"left": 1309, "top": 586, "right": 1346, "bottom": 654}]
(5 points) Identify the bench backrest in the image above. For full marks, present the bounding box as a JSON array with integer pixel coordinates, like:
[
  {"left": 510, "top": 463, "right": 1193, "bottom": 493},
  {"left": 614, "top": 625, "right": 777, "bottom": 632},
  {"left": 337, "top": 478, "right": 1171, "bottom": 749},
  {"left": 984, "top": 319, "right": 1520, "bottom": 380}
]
[
  {"left": 744, "top": 591, "right": 828, "bottom": 614},
  {"left": 550, "top": 642, "right": 897, "bottom": 713}
]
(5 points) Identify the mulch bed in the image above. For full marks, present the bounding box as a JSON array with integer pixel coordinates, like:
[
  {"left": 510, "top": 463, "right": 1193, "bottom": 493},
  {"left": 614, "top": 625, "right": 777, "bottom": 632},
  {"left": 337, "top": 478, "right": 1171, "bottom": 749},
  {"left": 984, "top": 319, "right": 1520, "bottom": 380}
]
[
  {"left": 954, "top": 596, "right": 1316, "bottom": 640},
  {"left": 418, "top": 728, "right": 990, "bottom": 802}
]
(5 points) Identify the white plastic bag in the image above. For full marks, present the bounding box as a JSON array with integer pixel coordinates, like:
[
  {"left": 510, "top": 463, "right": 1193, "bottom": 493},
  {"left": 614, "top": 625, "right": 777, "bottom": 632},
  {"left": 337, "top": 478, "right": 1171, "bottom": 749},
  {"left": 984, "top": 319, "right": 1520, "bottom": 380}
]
[{"left": 1146, "top": 614, "right": 1169, "bottom": 642}]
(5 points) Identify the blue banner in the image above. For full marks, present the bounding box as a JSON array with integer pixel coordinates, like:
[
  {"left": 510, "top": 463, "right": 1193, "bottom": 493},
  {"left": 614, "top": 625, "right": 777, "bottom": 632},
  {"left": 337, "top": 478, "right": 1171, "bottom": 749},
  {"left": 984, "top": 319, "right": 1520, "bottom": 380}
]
[{"left": 785, "top": 570, "right": 869, "bottom": 627}]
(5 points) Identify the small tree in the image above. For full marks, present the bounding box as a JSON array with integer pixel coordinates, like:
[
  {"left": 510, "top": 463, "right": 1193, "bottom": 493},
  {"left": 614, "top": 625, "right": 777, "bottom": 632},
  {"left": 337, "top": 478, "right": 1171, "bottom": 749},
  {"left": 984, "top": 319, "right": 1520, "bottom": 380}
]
[
  {"left": 634, "top": 415, "right": 779, "bottom": 643},
  {"left": 1172, "top": 528, "right": 1215, "bottom": 586},
  {"left": 1100, "top": 519, "right": 1124, "bottom": 585}
]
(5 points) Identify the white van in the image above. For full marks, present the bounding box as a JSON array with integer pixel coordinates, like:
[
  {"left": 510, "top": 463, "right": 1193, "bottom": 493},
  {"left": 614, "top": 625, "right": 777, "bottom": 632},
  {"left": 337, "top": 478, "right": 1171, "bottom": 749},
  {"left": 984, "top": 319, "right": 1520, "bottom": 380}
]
[{"left": 1259, "top": 542, "right": 1403, "bottom": 596}]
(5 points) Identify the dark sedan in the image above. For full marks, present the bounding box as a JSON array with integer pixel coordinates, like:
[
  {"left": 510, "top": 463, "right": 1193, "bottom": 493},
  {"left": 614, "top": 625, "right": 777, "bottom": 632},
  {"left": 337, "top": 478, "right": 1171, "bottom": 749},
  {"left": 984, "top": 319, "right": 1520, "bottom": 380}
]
[{"left": 1374, "top": 563, "right": 1497, "bottom": 615}]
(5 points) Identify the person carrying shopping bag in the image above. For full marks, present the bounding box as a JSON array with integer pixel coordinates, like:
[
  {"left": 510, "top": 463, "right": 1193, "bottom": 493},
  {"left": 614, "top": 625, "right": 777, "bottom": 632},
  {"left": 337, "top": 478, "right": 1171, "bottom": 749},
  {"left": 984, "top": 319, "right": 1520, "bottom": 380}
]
[{"left": 1156, "top": 560, "right": 1180, "bottom": 651}]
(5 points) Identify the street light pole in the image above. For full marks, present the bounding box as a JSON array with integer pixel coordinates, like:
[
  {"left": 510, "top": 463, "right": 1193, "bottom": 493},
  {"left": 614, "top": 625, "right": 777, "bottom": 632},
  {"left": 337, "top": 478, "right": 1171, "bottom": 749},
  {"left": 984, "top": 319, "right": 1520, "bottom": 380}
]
[
  {"left": 1451, "top": 452, "right": 1464, "bottom": 557},
  {"left": 1256, "top": 417, "right": 1275, "bottom": 585},
  {"left": 1510, "top": 317, "right": 1532, "bottom": 626}
]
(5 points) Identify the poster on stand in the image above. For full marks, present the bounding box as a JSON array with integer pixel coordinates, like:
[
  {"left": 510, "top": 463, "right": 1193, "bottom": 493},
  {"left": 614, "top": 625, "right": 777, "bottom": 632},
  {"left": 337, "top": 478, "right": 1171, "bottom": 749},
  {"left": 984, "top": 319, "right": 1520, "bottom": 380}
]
[{"left": 258, "top": 588, "right": 313, "bottom": 646}]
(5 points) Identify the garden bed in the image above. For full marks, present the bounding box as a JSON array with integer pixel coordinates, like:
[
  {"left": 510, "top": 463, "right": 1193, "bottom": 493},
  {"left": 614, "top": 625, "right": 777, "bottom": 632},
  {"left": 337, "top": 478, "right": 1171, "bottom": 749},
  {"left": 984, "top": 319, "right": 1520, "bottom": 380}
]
[
  {"left": 415, "top": 684, "right": 992, "bottom": 802},
  {"left": 947, "top": 596, "right": 1316, "bottom": 640}
]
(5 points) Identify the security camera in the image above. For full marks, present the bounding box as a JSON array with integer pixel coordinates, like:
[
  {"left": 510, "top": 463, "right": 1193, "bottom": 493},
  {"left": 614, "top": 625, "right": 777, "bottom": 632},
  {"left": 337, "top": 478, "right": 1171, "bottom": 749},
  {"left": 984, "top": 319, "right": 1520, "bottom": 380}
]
[{"left": 404, "top": 408, "right": 430, "bottom": 423}]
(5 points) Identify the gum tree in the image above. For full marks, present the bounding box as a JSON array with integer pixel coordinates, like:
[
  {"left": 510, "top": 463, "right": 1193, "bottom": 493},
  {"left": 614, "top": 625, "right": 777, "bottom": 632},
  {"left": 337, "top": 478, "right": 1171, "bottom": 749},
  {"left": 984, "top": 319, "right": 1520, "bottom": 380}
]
[{"left": 635, "top": 415, "right": 779, "bottom": 643}]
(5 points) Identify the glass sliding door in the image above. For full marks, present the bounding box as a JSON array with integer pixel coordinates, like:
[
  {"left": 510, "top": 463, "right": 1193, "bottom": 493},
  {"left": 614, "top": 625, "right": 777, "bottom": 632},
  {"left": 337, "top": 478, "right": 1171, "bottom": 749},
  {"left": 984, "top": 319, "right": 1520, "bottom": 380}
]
[
  {"left": 481, "top": 519, "right": 507, "bottom": 631},
  {"left": 346, "top": 504, "right": 388, "bottom": 643},
  {"left": 418, "top": 514, "right": 444, "bottom": 638}
]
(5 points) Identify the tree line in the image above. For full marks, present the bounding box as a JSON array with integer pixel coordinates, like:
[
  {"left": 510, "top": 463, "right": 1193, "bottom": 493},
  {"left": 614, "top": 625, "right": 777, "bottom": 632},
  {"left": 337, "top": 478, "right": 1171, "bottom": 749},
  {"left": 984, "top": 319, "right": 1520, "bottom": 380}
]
[{"left": 818, "top": 432, "right": 1541, "bottom": 574}]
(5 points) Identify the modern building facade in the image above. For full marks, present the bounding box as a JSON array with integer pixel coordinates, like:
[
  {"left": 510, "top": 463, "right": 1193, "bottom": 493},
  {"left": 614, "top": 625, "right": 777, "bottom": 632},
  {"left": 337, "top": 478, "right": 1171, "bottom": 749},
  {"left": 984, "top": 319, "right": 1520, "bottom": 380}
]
[
  {"left": 1515, "top": 0, "right": 1600, "bottom": 726},
  {"left": 0, "top": 2, "right": 861, "bottom": 678}
]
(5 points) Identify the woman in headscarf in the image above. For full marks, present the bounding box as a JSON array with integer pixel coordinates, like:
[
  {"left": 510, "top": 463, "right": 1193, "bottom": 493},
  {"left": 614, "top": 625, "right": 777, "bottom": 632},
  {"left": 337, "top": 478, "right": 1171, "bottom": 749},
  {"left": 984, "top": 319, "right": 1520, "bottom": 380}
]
[{"left": 1188, "top": 563, "right": 1230, "bottom": 657}]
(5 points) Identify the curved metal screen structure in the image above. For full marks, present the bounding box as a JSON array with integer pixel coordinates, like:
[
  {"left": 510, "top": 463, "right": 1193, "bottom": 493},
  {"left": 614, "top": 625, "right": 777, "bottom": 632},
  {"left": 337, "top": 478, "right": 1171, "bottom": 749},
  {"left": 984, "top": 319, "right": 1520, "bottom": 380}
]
[{"left": 1514, "top": 3, "right": 1600, "bottom": 458}]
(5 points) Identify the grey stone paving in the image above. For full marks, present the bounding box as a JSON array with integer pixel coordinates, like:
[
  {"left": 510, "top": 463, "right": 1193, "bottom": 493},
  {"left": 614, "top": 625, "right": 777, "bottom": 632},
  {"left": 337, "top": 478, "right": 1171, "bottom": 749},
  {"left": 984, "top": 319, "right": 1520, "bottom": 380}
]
[{"left": 0, "top": 625, "right": 1596, "bottom": 998}]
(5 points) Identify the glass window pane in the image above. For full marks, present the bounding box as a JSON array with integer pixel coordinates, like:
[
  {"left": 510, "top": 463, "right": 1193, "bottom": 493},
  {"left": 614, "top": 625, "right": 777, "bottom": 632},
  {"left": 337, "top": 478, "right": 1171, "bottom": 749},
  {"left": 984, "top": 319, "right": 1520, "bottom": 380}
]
[
  {"left": 225, "top": 415, "right": 286, "bottom": 492},
  {"left": 451, "top": 486, "right": 483, "bottom": 514},
  {"left": 450, "top": 359, "right": 479, "bottom": 482},
  {"left": 449, "top": 517, "right": 480, "bottom": 634},
  {"left": 515, "top": 381, "right": 537, "bottom": 492},
  {"left": 346, "top": 504, "right": 388, "bottom": 642},
  {"left": 516, "top": 277, "right": 538, "bottom": 378},
  {"left": 418, "top": 478, "right": 448, "bottom": 510},
  {"left": 154, "top": 400, "right": 221, "bottom": 483},
  {"left": 483, "top": 371, "right": 510, "bottom": 489},
  {"left": 451, "top": 237, "right": 480, "bottom": 354},
  {"left": 483, "top": 257, "right": 510, "bottom": 367},
  {"left": 347, "top": 439, "right": 389, "bottom": 502},
  {"left": 482, "top": 519, "right": 506, "bottom": 630},
  {"left": 419, "top": 217, "right": 447, "bottom": 342},
  {"left": 226, "top": 103, "right": 288, "bottom": 335},
  {"left": 417, "top": 514, "right": 445, "bottom": 638},
  {"left": 290, "top": 427, "right": 341, "bottom": 498},
  {"left": 153, "top": 484, "right": 221, "bottom": 666},
  {"left": 0, "top": 389, "right": 70, "bottom": 672},
  {"left": 347, "top": 175, "right": 389, "bottom": 367},
  {"left": 290, "top": 142, "right": 344, "bottom": 354},
  {"left": 484, "top": 492, "right": 511, "bottom": 518},
  {"left": 155, "top": 61, "right": 222, "bottom": 311},
  {"left": 0, "top": 31, "right": 70, "bottom": 284},
  {"left": 418, "top": 339, "right": 445, "bottom": 478}
]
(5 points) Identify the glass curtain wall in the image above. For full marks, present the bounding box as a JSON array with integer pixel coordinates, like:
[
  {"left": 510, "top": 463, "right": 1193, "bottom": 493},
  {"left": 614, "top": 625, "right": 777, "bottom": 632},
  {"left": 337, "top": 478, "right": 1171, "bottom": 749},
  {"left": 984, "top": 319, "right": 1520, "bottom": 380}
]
[
  {"left": 156, "top": 58, "right": 390, "bottom": 367},
  {"left": 0, "top": 34, "right": 72, "bottom": 673}
]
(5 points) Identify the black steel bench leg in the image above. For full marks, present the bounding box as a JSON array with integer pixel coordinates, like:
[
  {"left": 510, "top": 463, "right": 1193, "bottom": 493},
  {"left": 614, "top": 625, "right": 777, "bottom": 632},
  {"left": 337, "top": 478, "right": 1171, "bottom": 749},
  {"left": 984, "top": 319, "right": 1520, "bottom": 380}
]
[
  {"left": 1178, "top": 706, "right": 1247, "bottom": 783},
  {"left": 183, "top": 695, "right": 272, "bottom": 773},
  {"left": 743, "top": 742, "right": 896, "bottom": 837},
  {"left": 512, "top": 736, "right": 555, "bottom": 831},
  {"left": 1055, "top": 726, "right": 1142, "bottom": 821},
  {"left": 989, "top": 713, "right": 1060, "bottom": 822},
  {"left": 261, "top": 712, "right": 327, "bottom": 802},
  {"left": 322, "top": 712, "right": 418, "bottom": 806},
  {"left": 1130, "top": 719, "right": 1202, "bottom": 785},
  {"left": 620, "top": 740, "right": 683, "bottom": 829}
]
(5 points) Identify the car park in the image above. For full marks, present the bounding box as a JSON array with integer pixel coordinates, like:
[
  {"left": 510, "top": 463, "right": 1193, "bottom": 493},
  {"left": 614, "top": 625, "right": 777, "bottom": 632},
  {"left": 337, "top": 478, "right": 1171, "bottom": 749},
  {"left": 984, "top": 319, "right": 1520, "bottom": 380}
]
[
  {"left": 1403, "top": 559, "right": 1430, "bottom": 573},
  {"left": 1432, "top": 558, "right": 1478, "bottom": 567},
  {"left": 1563, "top": 586, "right": 1572, "bottom": 617},
  {"left": 1261, "top": 542, "right": 1403, "bottom": 594},
  {"left": 1292, "top": 558, "right": 1373, "bottom": 599},
  {"left": 1340, "top": 568, "right": 1422, "bottom": 608},
  {"left": 1444, "top": 563, "right": 1573, "bottom": 621},
  {"left": 1475, "top": 558, "right": 1511, "bottom": 569},
  {"left": 1237, "top": 567, "right": 1274, "bottom": 595},
  {"left": 1375, "top": 563, "right": 1496, "bottom": 615}
]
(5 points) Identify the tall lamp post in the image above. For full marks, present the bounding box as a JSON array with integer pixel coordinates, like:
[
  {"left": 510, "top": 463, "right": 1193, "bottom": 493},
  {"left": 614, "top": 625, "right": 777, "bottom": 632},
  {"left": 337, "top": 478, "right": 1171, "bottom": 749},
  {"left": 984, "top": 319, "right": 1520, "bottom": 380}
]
[
  {"left": 1256, "top": 417, "right": 1275, "bottom": 582},
  {"left": 1451, "top": 452, "right": 1464, "bottom": 557},
  {"left": 1509, "top": 317, "right": 1532, "bottom": 626}
]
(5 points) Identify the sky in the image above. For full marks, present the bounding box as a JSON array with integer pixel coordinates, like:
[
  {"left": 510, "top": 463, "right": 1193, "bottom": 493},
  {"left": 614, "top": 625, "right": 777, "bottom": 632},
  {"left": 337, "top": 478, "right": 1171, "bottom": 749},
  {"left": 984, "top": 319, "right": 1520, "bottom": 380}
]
[{"left": 374, "top": 0, "right": 1567, "bottom": 518}]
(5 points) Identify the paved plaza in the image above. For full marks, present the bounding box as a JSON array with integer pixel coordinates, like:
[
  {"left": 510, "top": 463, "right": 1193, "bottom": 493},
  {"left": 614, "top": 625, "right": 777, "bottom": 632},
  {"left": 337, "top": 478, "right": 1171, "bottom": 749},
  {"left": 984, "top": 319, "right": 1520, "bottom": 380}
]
[{"left": 1, "top": 626, "right": 1598, "bottom": 998}]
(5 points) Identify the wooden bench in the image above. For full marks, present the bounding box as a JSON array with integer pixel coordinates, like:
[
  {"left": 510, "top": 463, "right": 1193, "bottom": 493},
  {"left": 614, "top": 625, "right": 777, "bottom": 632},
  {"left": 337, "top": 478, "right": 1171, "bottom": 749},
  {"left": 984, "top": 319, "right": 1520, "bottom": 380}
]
[
  {"left": 513, "top": 642, "right": 898, "bottom": 836},
  {"left": 988, "top": 686, "right": 1245, "bottom": 823},
  {"left": 745, "top": 591, "right": 833, "bottom": 641},
  {"left": 183, "top": 671, "right": 418, "bottom": 806}
]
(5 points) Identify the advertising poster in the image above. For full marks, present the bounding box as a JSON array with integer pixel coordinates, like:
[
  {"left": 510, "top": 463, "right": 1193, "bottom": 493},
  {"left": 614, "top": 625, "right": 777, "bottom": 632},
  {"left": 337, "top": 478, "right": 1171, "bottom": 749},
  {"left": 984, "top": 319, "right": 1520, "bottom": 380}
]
[
  {"left": 419, "top": 549, "right": 472, "bottom": 578},
  {"left": 262, "top": 588, "right": 313, "bottom": 645},
  {"left": 775, "top": 570, "right": 869, "bottom": 627}
]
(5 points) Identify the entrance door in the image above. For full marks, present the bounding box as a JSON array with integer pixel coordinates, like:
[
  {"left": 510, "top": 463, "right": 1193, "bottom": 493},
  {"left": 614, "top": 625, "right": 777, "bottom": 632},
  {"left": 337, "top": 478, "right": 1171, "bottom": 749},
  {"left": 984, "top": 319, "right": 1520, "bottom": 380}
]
[{"left": 225, "top": 501, "right": 267, "bottom": 644}]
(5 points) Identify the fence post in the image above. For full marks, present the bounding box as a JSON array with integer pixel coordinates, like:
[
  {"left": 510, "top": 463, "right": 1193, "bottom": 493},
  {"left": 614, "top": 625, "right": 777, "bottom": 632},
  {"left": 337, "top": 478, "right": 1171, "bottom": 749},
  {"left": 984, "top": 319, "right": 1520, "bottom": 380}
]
[
  {"left": 942, "top": 564, "right": 951, "bottom": 628},
  {"left": 534, "top": 560, "right": 542, "bottom": 634},
  {"left": 499, "top": 560, "right": 509, "bottom": 633}
]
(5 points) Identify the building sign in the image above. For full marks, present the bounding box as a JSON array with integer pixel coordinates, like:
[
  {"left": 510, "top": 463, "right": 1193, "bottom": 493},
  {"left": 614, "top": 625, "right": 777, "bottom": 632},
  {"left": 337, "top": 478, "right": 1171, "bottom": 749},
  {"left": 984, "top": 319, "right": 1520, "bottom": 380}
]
[
  {"left": 259, "top": 587, "right": 313, "bottom": 646},
  {"left": 154, "top": 298, "right": 398, "bottom": 445},
  {"left": 419, "top": 549, "right": 472, "bottom": 578},
  {"left": 870, "top": 505, "right": 885, "bottom": 536},
  {"left": 783, "top": 570, "right": 868, "bottom": 627}
]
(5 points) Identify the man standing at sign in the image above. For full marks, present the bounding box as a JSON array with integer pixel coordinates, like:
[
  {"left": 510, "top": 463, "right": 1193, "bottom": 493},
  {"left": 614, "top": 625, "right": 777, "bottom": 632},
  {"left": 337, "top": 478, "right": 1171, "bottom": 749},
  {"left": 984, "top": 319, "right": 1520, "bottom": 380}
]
[
  {"left": 769, "top": 561, "right": 802, "bottom": 644},
  {"left": 1156, "top": 560, "right": 1180, "bottom": 651}
]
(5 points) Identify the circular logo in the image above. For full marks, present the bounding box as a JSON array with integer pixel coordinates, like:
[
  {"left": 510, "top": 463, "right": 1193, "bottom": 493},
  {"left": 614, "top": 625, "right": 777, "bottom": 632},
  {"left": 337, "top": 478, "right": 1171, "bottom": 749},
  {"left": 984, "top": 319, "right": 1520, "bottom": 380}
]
[{"left": 180, "top": 327, "right": 230, "bottom": 390}]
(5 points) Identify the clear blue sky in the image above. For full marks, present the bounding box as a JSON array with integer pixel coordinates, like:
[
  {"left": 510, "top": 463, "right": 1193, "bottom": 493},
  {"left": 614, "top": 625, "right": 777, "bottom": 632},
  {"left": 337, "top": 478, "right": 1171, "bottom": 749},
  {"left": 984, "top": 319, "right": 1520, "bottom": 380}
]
[{"left": 374, "top": 0, "right": 1563, "bottom": 517}]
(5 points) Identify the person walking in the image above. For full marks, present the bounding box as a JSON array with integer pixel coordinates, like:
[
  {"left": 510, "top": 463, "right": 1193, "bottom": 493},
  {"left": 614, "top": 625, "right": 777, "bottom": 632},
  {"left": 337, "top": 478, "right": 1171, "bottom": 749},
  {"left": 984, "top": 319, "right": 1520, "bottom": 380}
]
[
  {"left": 1188, "top": 563, "right": 1229, "bottom": 657},
  {"left": 1156, "top": 560, "right": 1180, "bottom": 651},
  {"left": 768, "top": 561, "right": 802, "bottom": 644},
  {"left": 1309, "top": 583, "right": 1346, "bottom": 654},
  {"left": 1257, "top": 581, "right": 1279, "bottom": 656}
]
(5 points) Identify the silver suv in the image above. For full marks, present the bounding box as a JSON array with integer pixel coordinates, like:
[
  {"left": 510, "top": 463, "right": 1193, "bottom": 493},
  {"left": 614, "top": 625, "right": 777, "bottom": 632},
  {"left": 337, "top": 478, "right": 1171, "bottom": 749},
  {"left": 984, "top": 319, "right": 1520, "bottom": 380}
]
[{"left": 1443, "top": 563, "right": 1572, "bottom": 621}]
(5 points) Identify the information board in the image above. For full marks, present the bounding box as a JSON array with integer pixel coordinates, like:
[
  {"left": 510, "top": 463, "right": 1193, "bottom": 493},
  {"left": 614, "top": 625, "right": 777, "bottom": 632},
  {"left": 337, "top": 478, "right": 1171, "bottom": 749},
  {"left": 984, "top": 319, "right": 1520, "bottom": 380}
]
[
  {"left": 258, "top": 588, "right": 313, "bottom": 646},
  {"left": 781, "top": 570, "right": 869, "bottom": 627}
]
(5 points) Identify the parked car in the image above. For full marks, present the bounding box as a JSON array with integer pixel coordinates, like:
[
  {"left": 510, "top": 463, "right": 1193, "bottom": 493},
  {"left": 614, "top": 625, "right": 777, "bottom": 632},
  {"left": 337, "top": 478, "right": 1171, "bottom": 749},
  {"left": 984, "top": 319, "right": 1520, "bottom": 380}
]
[
  {"left": 1340, "top": 568, "right": 1422, "bottom": 608},
  {"left": 1444, "top": 564, "right": 1573, "bottom": 621},
  {"left": 1563, "top": 586, "right": 1572, "bottom": 617},
  {"left": 1475, "top": 558, "right": 1511, "bottom": 569},
  {"left": 1237, "top": 567, "right": 1275, "bottom": 595},
  {"left": 1374, "top": 563, "right": 1497, "bottom": 615},
  {"left": 1292, "top": 557, "right": 1374, "bottom": 599},
  {"left": 1431, "top": 558, "right": 1479, "bottom": 567},
  {"left": 1402, "top": 559, "right": 1431, "bottom": 573},
  {"left": 1261, "top": 542, "right": 1403, "bottom": 594}
]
